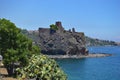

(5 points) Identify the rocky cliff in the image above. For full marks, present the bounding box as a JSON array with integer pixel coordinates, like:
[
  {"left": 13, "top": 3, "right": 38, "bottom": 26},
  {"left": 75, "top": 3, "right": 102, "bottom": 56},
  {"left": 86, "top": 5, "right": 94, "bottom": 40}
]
[{"left": 22, "top": 22, "right": 88, "bottom": 55}]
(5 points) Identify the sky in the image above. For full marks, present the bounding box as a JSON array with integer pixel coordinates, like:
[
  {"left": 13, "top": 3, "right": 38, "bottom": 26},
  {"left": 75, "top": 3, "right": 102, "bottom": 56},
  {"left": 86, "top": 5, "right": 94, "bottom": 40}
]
[{"left": 0, "top": 0, "right": 120, "bottom": 42}]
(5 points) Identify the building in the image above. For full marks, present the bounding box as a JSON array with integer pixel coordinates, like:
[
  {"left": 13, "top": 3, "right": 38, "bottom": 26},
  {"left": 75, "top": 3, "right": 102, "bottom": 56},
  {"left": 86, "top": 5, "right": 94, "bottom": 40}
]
[{"left": 0, "top": 55, "right": 2, "bottom": 61}]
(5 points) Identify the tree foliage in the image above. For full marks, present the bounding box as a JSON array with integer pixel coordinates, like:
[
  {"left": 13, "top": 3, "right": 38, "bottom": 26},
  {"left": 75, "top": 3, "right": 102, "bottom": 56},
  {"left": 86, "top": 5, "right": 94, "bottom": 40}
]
[
  {"left": 0, "top": 18, "right": 40, "bottom": 67},
  {"left": 17, "top": 54, "right": 67, "bottom": 80},
  {"left": 50, "top": 24, "right": 58, "bottom": 30}
]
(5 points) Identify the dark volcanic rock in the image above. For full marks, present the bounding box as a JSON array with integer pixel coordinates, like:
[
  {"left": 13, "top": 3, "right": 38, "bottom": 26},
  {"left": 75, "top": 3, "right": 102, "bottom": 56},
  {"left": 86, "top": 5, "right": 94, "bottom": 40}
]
[{"left": 36, "top": 22, "right": 88, "bottom": 55}]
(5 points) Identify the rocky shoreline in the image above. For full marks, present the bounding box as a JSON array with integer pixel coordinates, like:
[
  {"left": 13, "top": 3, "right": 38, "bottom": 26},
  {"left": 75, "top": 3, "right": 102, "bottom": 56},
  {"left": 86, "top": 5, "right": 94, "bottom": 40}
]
[{"left": 47, "top": 53, "right": 112, "bottom": 59}]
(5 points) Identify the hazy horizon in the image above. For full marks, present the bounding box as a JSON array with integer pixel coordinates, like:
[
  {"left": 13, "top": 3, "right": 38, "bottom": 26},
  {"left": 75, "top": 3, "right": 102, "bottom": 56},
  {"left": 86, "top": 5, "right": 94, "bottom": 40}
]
[{"left": 0, "top": 0, "right": 120, "bottom": 42}]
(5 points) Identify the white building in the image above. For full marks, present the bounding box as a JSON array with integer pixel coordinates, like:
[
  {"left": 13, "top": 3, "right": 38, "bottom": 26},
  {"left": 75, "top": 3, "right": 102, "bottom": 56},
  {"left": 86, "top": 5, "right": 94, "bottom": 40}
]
[{"left": 0, "top": 55, "right": 2, "bottom": 61}]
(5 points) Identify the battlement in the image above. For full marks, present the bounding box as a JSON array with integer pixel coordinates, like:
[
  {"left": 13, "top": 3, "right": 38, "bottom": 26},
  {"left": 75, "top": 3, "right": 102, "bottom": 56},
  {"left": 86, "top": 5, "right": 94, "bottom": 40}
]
[
  {"left": 55, "top": 21, "right": 62, "bottom": 27},
  {"left": 39, "top": 21, "right": 84, "bottom": 36},
  {"left": 55, "top": 21, "right": 64, "bottom": 31}
]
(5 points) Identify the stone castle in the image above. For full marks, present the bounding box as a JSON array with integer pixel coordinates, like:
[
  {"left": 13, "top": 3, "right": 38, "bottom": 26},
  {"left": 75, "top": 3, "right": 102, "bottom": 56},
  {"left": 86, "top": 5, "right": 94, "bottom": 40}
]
[{"left": 37, "top": 21, "right": 88, "bottom": 55}]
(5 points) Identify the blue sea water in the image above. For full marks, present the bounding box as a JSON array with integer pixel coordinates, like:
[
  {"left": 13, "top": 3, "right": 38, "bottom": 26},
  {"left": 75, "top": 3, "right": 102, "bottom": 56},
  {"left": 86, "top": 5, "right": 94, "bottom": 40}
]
[{"left": 56, "top": 46, "right": 120, "bottom": 80}]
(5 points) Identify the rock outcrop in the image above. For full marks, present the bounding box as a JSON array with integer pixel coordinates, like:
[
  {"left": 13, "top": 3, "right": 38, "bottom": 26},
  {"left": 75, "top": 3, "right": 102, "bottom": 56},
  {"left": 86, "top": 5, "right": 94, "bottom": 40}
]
[{"left": 37, "top": 22, "right": 88, "bottom": 55}]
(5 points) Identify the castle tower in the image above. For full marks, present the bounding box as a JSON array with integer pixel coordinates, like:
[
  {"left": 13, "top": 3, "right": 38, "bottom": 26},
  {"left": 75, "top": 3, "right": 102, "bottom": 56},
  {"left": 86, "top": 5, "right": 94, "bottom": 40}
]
[
  {"left": 55, "top": 21, "right": 64, "bottom": 32},
  {"left": 72, "top": 28, "right": 75, "bottom": 32}
]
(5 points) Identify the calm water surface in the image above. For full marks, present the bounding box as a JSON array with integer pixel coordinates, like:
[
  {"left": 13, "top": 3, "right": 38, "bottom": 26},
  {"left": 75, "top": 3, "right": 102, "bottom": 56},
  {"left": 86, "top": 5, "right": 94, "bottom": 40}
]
[{"left": 56, "top": 46, "right": 120, "bottom": 80}]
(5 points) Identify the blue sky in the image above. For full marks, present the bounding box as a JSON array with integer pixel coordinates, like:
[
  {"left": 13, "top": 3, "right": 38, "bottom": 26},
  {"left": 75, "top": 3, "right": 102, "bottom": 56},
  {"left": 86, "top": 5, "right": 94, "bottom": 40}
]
[{"left": 0, "top": 0, "right": 120, "bottom": 42}]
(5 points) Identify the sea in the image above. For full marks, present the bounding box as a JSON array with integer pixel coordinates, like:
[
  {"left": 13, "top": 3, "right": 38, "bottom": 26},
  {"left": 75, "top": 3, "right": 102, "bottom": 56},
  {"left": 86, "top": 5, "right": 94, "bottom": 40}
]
[{"left": 56, "top": 46, "right": 120, "bottom": 80}]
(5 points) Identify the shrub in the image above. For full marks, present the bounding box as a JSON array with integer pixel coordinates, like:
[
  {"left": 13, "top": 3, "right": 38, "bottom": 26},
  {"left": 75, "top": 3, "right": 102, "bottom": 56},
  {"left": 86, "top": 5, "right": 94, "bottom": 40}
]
[{"left": 17, "top": 54, "right": 67, "bottom": 80}]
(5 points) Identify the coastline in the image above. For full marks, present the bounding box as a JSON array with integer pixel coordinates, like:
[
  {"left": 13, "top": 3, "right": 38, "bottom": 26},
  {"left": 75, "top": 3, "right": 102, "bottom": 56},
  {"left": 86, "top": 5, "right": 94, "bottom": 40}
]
[{"left": 47, "top": 53, "right": 112, "bottom": 59}]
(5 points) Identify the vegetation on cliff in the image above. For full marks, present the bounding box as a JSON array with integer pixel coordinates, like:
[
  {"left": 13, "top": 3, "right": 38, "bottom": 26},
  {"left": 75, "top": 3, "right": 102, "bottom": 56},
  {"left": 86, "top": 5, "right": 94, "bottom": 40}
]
[
  {"left": 50, "top": 24, "right": 58, "bottom": 30},
  {"left": 0, "top": 18, "right": 67, "bottom": 79}
]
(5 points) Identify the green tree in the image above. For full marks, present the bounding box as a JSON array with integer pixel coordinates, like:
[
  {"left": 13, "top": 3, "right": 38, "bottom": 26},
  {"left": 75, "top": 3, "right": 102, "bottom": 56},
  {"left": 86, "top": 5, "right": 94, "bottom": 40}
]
[
  {"left": 0, "top": 18, "right": 40, "bottom": 75},
  {"left": 17, "top": 54, "right": 67, "bottom": 80},
  {"left": 50, "top": 24, "right": 58, "bottom": 30}
]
